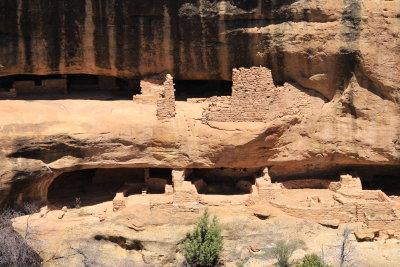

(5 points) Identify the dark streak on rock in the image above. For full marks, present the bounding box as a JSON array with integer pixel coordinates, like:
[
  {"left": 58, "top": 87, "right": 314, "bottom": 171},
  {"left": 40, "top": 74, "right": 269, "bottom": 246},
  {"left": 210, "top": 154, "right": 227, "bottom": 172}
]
[
  {"left": 0, "top": 0, "right": 18, "bottom": 69},
  {"left": 93, "top": 0, "right": 110, "bottom": 69},
  {"left": 20, "top": 0, "right": 32, "bottom": 72},
  {"left": 43, "top": 1, "right": 62, "bottom": 70},
  {"left": 64, "top": 0, "right": 85, "bottom": 67}
]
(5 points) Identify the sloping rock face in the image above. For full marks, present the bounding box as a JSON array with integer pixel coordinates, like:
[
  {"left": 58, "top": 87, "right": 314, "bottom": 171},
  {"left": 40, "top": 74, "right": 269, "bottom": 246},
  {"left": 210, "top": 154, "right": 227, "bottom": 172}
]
[{"left": 0, "top": 0, "right": 399, "bottom": 207}]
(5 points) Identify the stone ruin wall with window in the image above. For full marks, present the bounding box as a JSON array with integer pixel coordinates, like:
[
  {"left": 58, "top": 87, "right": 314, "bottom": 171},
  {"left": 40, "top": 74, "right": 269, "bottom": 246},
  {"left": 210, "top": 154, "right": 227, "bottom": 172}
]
[{"left": 202, "top": 67, "right": 326, "bottom": 123}]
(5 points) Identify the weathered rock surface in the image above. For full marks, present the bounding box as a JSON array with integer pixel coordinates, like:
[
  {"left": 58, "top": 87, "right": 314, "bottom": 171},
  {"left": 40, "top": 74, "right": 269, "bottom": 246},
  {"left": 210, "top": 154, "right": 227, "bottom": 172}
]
[
  {"left": 354, "top": 228, "right": 379, "bottom": 241},
  {"left": 10, "top": 205, "right": 400, "bottom": 267},
  {"left": 1, "top": 71, "right": 398, "bottom": 206},
  {"left": 0, "top": 0, "right": 399, "bottom": 101},
  {"left": 0, "top": 0, "right": 399, "bottom": 207}
]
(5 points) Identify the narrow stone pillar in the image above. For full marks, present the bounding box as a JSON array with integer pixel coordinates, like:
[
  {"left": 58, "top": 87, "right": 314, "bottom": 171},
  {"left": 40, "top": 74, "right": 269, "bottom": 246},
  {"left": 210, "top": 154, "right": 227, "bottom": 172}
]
[
  {"left": 172, "top": 168, "right": 185, "bottom": 188},
  {"left": 337, "top": 173, "right": 363, "bottom": 198},
  {"left": 261, "top": 167, "right": 272, "bottom": 183},
  {"left": 339, "top": 173, "right": 362, "bottom": 191},
  {"left": 172, "top": 168, "right": 198, "bottom": 209},
  {"left": 156, "top": 74, "right": 176, "bottom": 119},
  {"left": 113, "top": 192, "right": 126, "bottom": 211}
]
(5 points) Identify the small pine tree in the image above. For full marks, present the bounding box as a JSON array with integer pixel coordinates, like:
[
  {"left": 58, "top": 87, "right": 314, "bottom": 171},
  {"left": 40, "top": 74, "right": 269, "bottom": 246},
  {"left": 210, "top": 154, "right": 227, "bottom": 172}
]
[
  {"left": 183, "top": 209, "right": 223, "bottom": 266},
  {"left": 296, "top": 254, "right": 333, "bottom": 267}
]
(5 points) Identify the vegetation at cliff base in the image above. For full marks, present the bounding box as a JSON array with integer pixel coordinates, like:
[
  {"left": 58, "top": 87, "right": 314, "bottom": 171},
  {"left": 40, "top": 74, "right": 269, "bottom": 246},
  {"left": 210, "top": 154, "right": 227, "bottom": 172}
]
[
  {"left": 297, "top": 254, "right": 333, "bottom": 267},
  {"left": 183, "top": 209, "right": 223, "bottom": 266}
]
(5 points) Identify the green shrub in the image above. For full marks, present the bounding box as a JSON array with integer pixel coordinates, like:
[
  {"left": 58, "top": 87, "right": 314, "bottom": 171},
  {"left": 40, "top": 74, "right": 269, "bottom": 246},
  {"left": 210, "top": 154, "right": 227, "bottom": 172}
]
[
  {"left": 183, "top": 209, "right": 223, "bottom": 266},
  {"left": 297, "top": 254, "right": 333, "bottom": 267},
  {"left": 272, "top": 240, "right": 305, "bottom": 267}
]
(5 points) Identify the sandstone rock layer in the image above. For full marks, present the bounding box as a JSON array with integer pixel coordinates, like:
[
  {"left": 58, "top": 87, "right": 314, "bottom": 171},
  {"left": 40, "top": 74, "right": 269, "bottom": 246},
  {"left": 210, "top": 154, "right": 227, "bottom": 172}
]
[{"left": 0, "top": 0, "right": 399, "bottom": 207}]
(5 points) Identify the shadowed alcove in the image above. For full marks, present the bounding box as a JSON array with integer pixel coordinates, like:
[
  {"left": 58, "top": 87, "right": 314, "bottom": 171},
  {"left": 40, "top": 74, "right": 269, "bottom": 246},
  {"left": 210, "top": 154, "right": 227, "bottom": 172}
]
[
  {"left": 47, "top": 168, "right": 146, "bottom": 207},
  {"left": 362, "top": 174, "right": 400, "bottom": 196},
  {"left": 187, "top": 168, "right": 258, "bottom": 195},
  {"left": 0, "top": 74, "right": 140, "bottom": 100},
  {"left": 174, "top": 79, "right": 232, "bottom": 101}
]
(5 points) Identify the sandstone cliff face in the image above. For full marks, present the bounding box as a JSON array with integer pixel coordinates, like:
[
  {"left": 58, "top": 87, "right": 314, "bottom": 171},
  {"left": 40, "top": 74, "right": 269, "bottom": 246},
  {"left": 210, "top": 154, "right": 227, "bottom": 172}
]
[
  {"left": 0, "top": 0, "right": 399, "bottom": 100},
  {"left": 0, "top": 0, "right": 399, "bottom": 207}
]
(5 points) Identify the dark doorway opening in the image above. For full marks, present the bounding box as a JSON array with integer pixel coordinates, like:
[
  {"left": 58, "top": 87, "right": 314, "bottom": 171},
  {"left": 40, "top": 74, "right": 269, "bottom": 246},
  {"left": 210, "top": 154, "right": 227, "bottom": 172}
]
[
  {"left": 146, "top": 168, "right": 172, "bottom": 194},
  {"left": 47, "top": 168, "right": 146, "bottom": 207},
  {"left": 187, "top": 168, "right": 257, "bottom": 195},
  {"left": 174, "top": 80, "right": 232, "bottom": 101}
]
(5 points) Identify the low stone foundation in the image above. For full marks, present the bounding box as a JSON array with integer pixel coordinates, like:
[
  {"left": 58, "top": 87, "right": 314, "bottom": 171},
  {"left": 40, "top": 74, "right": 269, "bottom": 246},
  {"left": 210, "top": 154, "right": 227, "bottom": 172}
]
[{"left": 108, "top": 168, "right": 400, "bottom": 233}]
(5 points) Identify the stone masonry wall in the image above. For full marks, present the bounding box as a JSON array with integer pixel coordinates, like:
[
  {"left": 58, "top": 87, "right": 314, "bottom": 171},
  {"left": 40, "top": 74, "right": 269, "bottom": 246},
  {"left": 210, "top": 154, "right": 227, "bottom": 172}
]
[
  {"left": 14, "top": 79, "right": 67, "bottom": 95},
  {"left": 0, "top": 88, "right": 17, "bottom": 98},
  {"left": 270, "top": 201, "right": 357, "bottom": 223},
  {"left": 156, "top": 74, "right": 176, "bottom": 119},
  {"left": 203, "top": 67, "right": 325, "bottom": 122}
]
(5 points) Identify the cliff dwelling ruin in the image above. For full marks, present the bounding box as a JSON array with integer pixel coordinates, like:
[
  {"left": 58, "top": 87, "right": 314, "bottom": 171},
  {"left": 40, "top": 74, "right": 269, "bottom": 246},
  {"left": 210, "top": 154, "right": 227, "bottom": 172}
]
[
  {"left": 1, "top": 66, "right": 399, "bottom": 239},
  {"left": 0, "top": 0, "right": 399, "bottom": 266},
  {"left": 0, "top": 74, "right": 138, "bottom": 99}
]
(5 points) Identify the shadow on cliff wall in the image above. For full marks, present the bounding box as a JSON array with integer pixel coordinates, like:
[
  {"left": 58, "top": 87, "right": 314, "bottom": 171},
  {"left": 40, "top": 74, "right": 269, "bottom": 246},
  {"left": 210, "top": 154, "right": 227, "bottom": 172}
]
[{"left": 7, "top": 136, "right": 86, "bottom": 164}]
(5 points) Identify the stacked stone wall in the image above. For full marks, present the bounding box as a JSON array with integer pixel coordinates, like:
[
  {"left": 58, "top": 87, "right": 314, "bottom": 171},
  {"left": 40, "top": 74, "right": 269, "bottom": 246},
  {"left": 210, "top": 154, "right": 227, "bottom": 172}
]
[
  {"left": 367, "top": 219, "right": 400, "bottom": 232},
  {"left": 0, "top": 88, "right": 17, "bottom": 98},
  {"left": 357, "top": 202, "right": 394, "bottom": 217},
  {"left": 135, "top": 76, "right": 164, "bottom": 104},
  {"left": 15, "top": 79, "right": 67, "bottom": 95},
  {"left": 270, "top": 195, "right": 400, "bottom": 231},
  {"left": 363, "top": 190, "right": 392, "bottom": 202},
  {"left": 156, "top": 74, "right": 176, "bottom": 119},
  {"left": 270, "top": 202, "right": 356, "bottom": 223},
  {"left": 282, "top": 179, "right": 333, "bottom": 189},
  {"left": 203, "top": 67, "right": 324, "bottom": 122},
  {"left": 98, "top": 76, "right": 119, "bottom": 90}
]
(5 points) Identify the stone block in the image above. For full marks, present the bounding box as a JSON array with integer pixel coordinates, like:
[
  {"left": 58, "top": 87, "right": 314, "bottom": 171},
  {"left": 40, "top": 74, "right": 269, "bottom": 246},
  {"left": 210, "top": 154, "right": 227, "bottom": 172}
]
[
  {"left": 354, "top": 228, "right": 379, "bottom": 241},
  {"left": 251, "top": 205, "right": 271, "bottom": 220},
  {"left": 113, "top": 192, "right": 126, "bottom": 211},
  {"left": 318, "top": 219, "right": 340, "bottom": 228},
  {"left": 0, "top": 88, "right": 17, "bottom": 98}
]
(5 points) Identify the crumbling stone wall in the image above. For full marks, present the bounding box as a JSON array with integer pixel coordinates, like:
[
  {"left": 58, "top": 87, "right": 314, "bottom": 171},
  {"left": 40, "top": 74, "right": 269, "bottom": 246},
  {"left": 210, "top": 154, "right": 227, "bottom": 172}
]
[
  {"left": 98, "top": 76, "right": 119, "bottom": 90},
  {"left": 367, "top": 219, "right": 400, "bottom": 232},
  {"left": 203, "top": 67, "right": 324, "bottom": 122},
  {"left": 14, "top": 79, "right": 67, "bottom": 95},
  {"left": 270, "top": 202, "right": 356, "bottom": 223},
  {"left": 0, "top": 88, "right": 17, "bottom": 98},
  {"left": 203, "top": 67, "right": 273, "bottom": 122},
  {"left": 133, "top": 73, "right": 176, "bottom": 119},
  {"left": 282, "top": 179, "right": 334, "bottom": 189},
  {"left": 135, "top": 75, "right": 166, "bottom": 104},
  {"left": 156, "top": 74, "right": 176, "bottom": 119},
  {"left": 363, "top": 190, "right": 392, "bottom": 202}
]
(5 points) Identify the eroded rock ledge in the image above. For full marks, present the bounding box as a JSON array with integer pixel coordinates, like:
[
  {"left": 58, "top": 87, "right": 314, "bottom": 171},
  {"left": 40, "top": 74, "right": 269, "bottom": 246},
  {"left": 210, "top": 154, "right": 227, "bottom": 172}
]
[
  {"left": 0, "top": 1, "right": 399, "bottom": 208},
  {"left": 0, "top": 66, "right": 399, "bottom": 207}
]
